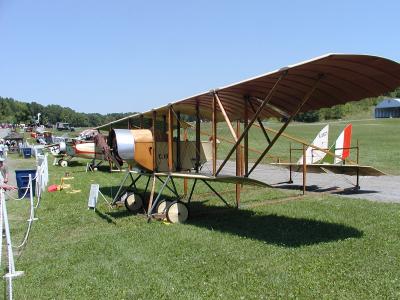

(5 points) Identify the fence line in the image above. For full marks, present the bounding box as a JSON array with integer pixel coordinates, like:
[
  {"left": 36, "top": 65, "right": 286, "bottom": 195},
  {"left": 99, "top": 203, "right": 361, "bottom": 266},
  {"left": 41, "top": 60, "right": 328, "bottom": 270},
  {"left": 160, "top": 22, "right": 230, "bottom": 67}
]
[{"left": 1, "top": 153, "right": 49, "bottom": 299}]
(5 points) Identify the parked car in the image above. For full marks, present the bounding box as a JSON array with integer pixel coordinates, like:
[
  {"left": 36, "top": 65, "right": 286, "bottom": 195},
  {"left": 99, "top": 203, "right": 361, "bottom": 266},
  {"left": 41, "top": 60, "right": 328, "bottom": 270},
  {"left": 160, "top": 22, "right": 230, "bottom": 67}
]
[{"left": 56, "top": 122, "right": 75, "bottom": 131}]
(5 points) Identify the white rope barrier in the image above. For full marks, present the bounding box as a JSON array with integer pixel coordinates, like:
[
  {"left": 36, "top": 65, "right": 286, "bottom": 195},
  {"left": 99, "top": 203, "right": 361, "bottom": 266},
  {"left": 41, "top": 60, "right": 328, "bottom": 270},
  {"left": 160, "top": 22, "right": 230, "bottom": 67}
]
[
  {"left": 1, "top": 182, "right": 24, "bottom": 300},
  {"left": 0, "top": 153, "right": 50, "bottom": 299},
  {"left": 0, "top": 186, "right": 3, "bottom": 268},
  {"left": 5, "top": 182, "right": 31, "bottom": 201},
  {"left": 13, "top": 174, "right": 37, "bottom": 250}
]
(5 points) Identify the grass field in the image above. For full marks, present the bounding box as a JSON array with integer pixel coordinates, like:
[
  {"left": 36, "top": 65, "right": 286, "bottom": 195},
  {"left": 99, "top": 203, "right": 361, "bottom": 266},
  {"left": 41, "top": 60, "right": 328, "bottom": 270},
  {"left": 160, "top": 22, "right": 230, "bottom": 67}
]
[
  {"left": 2, "top": 118, "right": 400, "bottom": 299},
  {"left": 195, "top": 118, "right": 400, "bottom": 175}
]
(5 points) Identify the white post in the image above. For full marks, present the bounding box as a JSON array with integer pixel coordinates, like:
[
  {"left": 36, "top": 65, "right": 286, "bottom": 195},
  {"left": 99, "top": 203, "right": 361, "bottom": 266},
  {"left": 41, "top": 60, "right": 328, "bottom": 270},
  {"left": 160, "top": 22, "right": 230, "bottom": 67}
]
[
  {"left": 0, "top": 184, "right": 4, "bottom": 269},
  {"left": 35, "top": 166, "right": 40, "bottom": 200},
  {"left": 27, "top": 175, "right": 38, "bottom": 222},
  {"left": 44, "top": 154, "right": 49, "bottom": 187},
  {"left": 2, "top": 186, "right": 24, "bottom": 282}
]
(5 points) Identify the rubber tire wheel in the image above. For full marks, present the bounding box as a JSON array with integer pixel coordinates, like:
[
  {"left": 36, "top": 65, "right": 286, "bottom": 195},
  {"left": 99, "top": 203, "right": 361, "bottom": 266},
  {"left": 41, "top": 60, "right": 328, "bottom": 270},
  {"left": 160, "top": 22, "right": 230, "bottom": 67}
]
[
  {"left": 166, "top": 201, "right": 189, "bottom": 224},
  {"left": 156, "top": 199, "right": 171, "bottom": 214},
  {"left": 124, "top": 192, "right": 143, "bottom": 213},
  {"left": 60, "top": 160, "right": 68, "bottom": 167}
]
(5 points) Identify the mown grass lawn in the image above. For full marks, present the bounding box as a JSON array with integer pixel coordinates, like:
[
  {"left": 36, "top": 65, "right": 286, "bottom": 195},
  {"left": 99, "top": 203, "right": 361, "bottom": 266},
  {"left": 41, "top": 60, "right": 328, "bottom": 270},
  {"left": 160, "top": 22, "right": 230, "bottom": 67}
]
[{"left": 3, "top": 153, "right": 400, "bottom": 299}]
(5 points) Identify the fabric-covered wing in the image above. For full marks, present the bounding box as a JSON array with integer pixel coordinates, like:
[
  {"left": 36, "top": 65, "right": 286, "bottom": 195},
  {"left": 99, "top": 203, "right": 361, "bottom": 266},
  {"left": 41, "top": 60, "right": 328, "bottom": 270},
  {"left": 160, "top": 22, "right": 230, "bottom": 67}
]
[
  {"left": 98, "top": 53, "right": 400, "bottom": 130},
  {"left": 318, "top": 164, "right": 386, "bottom": 176},
  {"left": 270, "top": 163, "right": 328, "bottom": 174}
]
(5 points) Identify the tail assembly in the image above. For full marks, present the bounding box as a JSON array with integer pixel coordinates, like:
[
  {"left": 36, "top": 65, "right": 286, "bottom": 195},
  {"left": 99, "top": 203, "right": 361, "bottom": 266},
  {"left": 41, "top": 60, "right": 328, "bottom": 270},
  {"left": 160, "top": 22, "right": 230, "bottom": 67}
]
[
  {"left": 297, "top": 124, "right": 329, "bottom": 164},
  {"left": 334, "top": 124, "right": 352, "bottom": 164}
]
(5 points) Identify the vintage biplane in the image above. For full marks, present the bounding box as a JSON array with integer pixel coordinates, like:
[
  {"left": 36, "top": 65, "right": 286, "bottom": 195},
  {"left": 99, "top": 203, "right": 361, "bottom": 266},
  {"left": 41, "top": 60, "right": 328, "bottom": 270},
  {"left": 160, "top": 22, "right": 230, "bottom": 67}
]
[
  {"left": 95, "top": 53, "right": 400, "bottom": 223},
  {"left": 45, "top": 129, "right": 118, "bottom": 168},
  {"left": 47, "top": 131, "right": 109, "bottom": 168}
]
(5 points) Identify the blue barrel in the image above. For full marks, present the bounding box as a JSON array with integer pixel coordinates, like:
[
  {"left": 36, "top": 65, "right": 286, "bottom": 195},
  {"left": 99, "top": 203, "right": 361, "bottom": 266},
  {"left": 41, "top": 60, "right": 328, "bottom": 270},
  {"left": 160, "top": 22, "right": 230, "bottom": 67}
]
[
  {"left": 22, "top": 148, "right": 32, "bottom": 159},
  {"left": 15, "top": 170, "right": 36, "bottom": 198}
]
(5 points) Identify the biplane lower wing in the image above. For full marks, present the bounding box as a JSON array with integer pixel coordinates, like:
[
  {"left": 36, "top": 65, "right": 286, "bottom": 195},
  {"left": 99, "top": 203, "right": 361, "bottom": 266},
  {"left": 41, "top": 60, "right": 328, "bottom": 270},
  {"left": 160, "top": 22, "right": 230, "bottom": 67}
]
[
  {"left": 144, "top": 171, "right": 271, "bottom": 187},
  {"left": 270, "top": 163, "right": 328, "bottom": 174},
  {"left": 271, "top": 163, "right": 386, "bottom": 176},
  {"left": 317, "top": 164, "right": 386, "bottom": 176}
]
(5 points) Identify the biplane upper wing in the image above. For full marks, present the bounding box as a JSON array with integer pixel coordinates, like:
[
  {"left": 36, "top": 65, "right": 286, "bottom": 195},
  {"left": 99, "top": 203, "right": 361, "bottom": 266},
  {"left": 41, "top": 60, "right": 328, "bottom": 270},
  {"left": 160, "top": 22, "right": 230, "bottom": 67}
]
[{"left": 97, "top": 53, "right": 400, "bottom": 130}]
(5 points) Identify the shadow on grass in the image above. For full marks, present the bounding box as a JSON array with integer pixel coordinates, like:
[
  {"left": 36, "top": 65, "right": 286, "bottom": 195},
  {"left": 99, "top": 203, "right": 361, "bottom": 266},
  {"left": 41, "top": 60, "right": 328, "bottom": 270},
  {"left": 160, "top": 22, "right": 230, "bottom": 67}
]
[
  {"left": 95, "top": 209, "right": 116, "bottom": 225},
  {"left": 65, "top": 160, "right": 86, "bottom": 167},
  {"left": 275, "top": 184, "right": 378, "bottom": 195},
  {"left": 187, "top": 202, "right": 363, "bottom": 247},
  {"left": 333, "top": 188, "right": 379, "bottom": 195},
  {"left": 98, "top": 185, "right": 363, "bottom": 247}
]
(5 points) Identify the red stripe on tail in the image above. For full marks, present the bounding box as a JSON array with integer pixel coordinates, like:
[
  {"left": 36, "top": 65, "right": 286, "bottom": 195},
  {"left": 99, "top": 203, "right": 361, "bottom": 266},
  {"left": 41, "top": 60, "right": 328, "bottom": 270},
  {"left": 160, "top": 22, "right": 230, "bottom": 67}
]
[{"left": 342, "top": 124, "right": 352, "bottom": 159}]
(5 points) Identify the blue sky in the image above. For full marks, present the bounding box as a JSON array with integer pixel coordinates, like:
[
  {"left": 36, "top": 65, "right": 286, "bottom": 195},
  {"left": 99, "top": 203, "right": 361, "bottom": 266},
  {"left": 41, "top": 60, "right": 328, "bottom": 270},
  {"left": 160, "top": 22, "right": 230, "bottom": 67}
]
[{"left": 0, "top": 0, "right": 399, "bottom": 114}]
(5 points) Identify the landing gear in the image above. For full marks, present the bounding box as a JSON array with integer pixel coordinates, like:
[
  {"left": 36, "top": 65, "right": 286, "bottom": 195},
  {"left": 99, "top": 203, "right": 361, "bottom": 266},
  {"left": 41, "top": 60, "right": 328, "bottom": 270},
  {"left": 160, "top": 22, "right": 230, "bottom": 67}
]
[
  {"left": 112, "top": 173, "right": 191, "bottom": 224},
  {"left": 166, "top": 201, "right": 189, "bottom": 224},
  {"left": 123, "top": 192, "right": 143, "bottom": 214},
  {"left": 156, "top": 199, "right": 171, "bottom": 214},
  {"left": 58, "top": 159, "right": 68, "bottom": 167}
]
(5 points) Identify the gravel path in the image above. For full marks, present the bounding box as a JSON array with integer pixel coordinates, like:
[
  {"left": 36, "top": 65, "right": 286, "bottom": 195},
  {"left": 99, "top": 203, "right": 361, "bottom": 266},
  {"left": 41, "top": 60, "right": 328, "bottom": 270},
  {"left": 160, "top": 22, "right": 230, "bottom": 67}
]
[{"left": 203, "top": 161, "right": 400, "bottom": 203}]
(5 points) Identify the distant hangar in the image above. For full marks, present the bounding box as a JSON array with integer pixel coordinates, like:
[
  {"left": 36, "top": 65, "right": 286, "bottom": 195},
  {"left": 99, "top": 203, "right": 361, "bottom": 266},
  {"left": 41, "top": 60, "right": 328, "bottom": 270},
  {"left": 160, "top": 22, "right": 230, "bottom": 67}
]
[{"left": 375, "top": 98, "right": 400, "bottom": 118}]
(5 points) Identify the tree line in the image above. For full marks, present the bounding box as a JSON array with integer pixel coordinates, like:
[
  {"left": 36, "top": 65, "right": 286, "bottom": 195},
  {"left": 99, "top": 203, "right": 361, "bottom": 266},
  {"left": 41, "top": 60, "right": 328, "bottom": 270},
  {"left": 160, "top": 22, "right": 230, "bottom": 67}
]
[
  {"left": 1, "top": 88, "right": 399, "bottom": 126},
  {"left": 294, "top": 88, "right": 400, "bottom": 122},
  {"left": 0, "top": 96, "right": 137, "bottom": 127}
]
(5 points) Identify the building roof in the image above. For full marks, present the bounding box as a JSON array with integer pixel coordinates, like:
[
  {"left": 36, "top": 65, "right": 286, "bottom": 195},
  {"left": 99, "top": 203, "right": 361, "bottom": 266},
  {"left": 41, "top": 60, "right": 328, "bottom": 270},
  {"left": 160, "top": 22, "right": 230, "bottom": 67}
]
[
  {"left": 4, "top": 132, "right": 23, "bottom": 140},
  {"left": 376, "top": 98, "right": 400, "bottom": 109}
]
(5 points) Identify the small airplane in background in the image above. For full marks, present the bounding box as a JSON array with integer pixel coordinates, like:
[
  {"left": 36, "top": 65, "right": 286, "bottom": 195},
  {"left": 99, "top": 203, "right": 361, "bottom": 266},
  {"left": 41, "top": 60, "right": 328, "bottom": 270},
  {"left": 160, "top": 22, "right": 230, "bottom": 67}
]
[{"left": 46, "top": 129, "right": 125, "bottom": 170}]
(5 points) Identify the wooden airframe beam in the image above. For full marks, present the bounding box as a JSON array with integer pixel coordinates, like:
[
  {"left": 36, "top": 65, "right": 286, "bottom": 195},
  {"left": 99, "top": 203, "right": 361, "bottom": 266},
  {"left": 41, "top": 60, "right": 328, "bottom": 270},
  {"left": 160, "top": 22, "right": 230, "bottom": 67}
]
[
  {"left": 302, "top": 144, "right": 307, "bottom": 195},
  {"left": 214, "top": 92, "right": 238, "bottom": 142},
  {"left": 216, "top": 72, "right": 287, "bottom": 176},
  {"left": 139, "top": 114, "right": 144, "bottom": 129},
  {"left": 169, "top": 106, "right": 185, "bottom": 172},
  {"left": 183, "top": 127, "right": 189, "bottom": 195},
  {"left": 244, "top": 97, "right": 249, "bottom": 175},
  {"left": 235, "top": 120, "right": 241, "bottom": 208},
  {"left": 168, "top": 106, "right": 174, "bottom": 172},
  {"left": 195, "top": 99, "right": 201, "bottom": 173},
  {"left": 163, "top": 115, "right": 167, "bottom": 141},
  {"left": 248, "top": 99, "right": 271, "bottom": 144},
  {"left": 176, "top": 111, "right": 181, "bottom": 171},
  {"left": 247, "top": 74, "right": 323, "bottom": 176},
  {"left": 152, "top": 110, "right": 157, "bottom": 171},
  {"left": 212, "top": 94, "right": 217, "bottom": 176}
]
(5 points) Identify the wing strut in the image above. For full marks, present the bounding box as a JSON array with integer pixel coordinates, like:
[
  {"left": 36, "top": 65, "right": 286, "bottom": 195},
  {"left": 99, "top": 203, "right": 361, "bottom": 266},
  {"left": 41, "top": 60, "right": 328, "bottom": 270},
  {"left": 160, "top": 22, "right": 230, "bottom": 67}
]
[
  {"left": 248, "top": 98, "right": 271, "bottom": 144},
  {"left": 247, "top": 74, "right": 323, "bottom": 176},
  {"left": 216, "top": 72, "right": 287, "bottom": 176},
  {"left": 214, "top": 92, "right": 238, "bottom": 142}
]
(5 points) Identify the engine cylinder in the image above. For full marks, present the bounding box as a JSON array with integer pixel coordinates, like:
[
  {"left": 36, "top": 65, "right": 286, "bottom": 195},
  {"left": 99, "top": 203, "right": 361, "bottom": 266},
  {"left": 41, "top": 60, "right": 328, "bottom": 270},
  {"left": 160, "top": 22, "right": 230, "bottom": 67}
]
[{"left": 109, "top": 129, "right": 154, "bottom": 171}]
